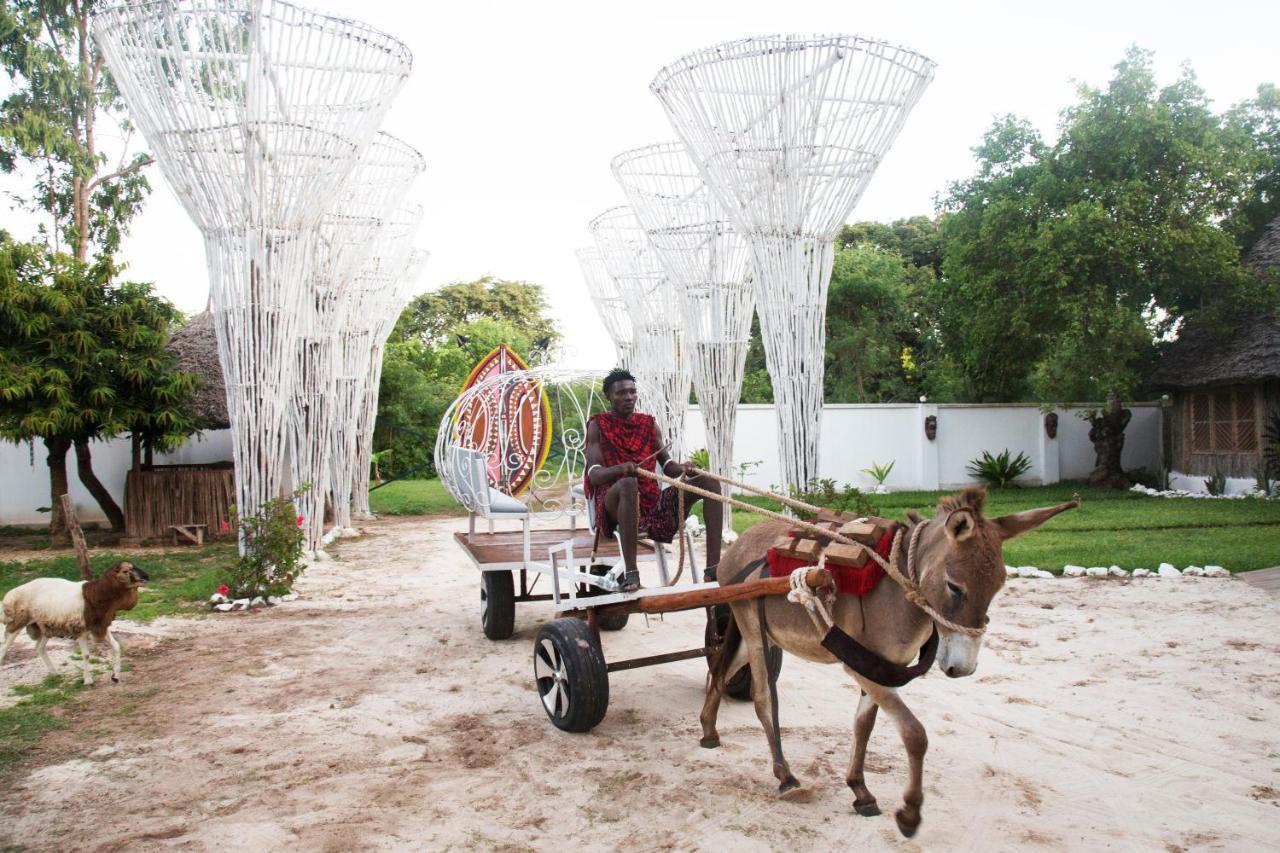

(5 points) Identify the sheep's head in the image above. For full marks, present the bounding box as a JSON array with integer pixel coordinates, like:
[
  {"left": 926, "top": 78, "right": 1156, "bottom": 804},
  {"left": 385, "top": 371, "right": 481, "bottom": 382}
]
[{"left": 104, "top": 561, "right": 150, "bottom": 587}]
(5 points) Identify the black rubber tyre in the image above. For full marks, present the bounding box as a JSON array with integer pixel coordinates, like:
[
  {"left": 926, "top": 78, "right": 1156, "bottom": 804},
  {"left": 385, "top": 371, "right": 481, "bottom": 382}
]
[
  {"left": 533, "top": 618, "right": 609, "bottom": 732},
  {"left": 598, "top": 612, "right": 630, "bottom": 632},
  {"left": 705, "top": 607, "right": 784, "bottom": 701},
  {"left": 481, "top": 570, "right": 515, "bottom": 640}
]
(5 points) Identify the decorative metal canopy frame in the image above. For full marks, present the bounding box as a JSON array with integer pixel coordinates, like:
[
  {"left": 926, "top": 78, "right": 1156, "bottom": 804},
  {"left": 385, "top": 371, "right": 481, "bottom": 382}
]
[
  {"left": 292, "top": 132, "right": 425, "bottom": 555},
  {"left": 651, "top": 34, "right": 934, "bottom": 490},
  {"left": 588, "top": 206, "right": 691, "bottom": 458},
  {"left": 94, "top": 0, "right": 412, "bottom": 533},
  {"left": 575, "top": 247, "right": 634, "bottom": 369},
  {"left": 611, "top": 142, "right": 755, "bottom": 531}
]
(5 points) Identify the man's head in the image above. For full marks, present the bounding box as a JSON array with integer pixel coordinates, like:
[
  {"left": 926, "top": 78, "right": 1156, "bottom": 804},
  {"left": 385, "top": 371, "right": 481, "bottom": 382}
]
[{"left": 602, "top": 368, "right": 638, "bottom": 416}]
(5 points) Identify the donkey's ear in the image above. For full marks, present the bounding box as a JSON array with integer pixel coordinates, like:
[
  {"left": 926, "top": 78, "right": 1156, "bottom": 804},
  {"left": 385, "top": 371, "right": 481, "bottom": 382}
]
[
  {"left": 945, "top": 508, "right": 977, "bottom": 542},
  {"left": 990, "top": 499, "right": 1081, "bottom": 541},
  {"left": 906, "top": 509, "right": 924, "bottom": 525}
]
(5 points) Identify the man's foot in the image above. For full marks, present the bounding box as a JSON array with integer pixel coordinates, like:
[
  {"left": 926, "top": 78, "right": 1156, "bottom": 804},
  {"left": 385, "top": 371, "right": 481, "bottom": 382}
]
[{"left": 622, "top": 569, "right": 641, "bottom": 593}]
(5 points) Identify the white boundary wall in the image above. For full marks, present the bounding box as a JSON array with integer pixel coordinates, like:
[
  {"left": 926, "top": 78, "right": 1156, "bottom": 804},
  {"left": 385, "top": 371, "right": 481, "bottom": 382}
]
[
  {"left": 0, "top": 403, "right": 1165, "bottom": 525},
  {"left": 682, "top": 402, "right": 1164, "bottom": 493},
  {"left": 0, "top": 431, "right": 233, "bottom": 526}
]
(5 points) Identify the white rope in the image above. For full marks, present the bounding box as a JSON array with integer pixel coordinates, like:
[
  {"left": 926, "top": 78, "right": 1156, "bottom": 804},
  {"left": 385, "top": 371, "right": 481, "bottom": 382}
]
[
  {"left": 788, "top": 560, "right": 836, "bottom": 633},
  {"left": 651, "top": 34, "right": 935, "bottom": 491},
  {"left": 589, "top": 206, "right": 691, "bottom": 458},
  {"left": 611, "top": 142, "right": 755, "bottom": 536},
  {"left": 94, "top": 0, "right": 412, "bottom": 550}
]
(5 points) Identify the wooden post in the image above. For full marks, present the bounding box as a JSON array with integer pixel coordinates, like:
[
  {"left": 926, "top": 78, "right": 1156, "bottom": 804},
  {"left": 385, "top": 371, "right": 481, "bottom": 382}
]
[{"left": 59, "top": 493, "right": 93, "bottom": 581}]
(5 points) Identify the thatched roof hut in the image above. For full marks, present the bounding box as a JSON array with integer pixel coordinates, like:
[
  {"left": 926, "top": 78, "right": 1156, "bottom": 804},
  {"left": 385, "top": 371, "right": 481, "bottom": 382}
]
[
  {"left": 1146, "top": 216, "right": 1280, "bottom": 480},
  {"left": 166, "top": 311, "right": 229, "bottom": 430}
]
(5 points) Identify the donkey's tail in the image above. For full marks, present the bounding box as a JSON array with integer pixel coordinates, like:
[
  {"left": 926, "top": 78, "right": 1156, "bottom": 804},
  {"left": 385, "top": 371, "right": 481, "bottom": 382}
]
[{"left": 706, "top": 606, "right": 742, "bottom": 692}]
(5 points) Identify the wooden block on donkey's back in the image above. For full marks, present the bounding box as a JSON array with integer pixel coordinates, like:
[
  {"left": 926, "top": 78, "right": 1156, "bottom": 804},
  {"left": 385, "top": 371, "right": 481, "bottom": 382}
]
[
  {"left": 772, "top": 534, "right": 823, "bottom": 562},
  {"left": 824, "top": 541, "right": 871, "bottom": 568}
]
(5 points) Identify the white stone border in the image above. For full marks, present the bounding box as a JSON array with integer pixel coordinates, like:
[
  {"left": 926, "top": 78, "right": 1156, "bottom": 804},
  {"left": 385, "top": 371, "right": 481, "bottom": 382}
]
[{"left": 1008, "top": 563, "right": 1231, "bottom": 579}]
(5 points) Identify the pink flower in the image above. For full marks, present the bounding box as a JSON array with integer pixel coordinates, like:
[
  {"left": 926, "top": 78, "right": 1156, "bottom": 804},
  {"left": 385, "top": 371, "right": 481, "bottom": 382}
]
[
  {"left": 220, "top": 520, "right": 230, "bottom": 532},
  {"left": 217, "top": 583, "right": 230, "bottom": 597},
  {"left": 296, "top": 515, "right": 305, "bottom": 527}
]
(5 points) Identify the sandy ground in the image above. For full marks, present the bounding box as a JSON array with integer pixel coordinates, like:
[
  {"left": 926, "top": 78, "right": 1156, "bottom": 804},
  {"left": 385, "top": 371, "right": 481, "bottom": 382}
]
[{"left": 1, "top": 514, "right": 1278, "bottom": 852}]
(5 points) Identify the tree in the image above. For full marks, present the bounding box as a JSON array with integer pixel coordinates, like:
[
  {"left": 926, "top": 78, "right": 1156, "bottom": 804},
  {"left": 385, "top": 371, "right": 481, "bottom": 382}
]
[
  {"left": 936, "top": 48, "right": 1270, "bottom": 485},
  {"left": 0, "top": 239, "right": 197, "bottom": 536},
  {"left": 395, "top": 277, "right": 560, "bottom": 358},
  {"left": 1222, "top": 83, "right": 1280, "bottom": 255},
  {"left": 824, "top": 243, "right": 931, "bottom": 402},
  {"left": 1, "top": 1, "right": 155, "bottom": 532}
]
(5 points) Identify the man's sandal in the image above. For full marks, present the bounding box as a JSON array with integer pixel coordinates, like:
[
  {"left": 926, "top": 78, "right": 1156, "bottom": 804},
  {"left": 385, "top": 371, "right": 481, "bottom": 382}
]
[{"left": 622, "top": 568, "right": 641, "bottom": 593}]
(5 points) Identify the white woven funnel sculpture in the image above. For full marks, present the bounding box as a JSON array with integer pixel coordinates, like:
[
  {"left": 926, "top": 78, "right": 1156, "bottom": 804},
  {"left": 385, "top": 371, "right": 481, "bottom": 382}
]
[
  {"left": 575, "top": 247, "right": 635, "bottom": 368},
  {"left": 331, "top": 209, "right": 423, "bottom": 531},
  {"left": 651, "top": 35, "right": 934, "bottom": 490},
  {"left": 589, "top": 206, "right": 691, "bottom": 457},
  {"left": 612, "top": 142, "right": 754, "bottom": 531},
  {"left": 94, "top": 0, "right": 412, "bottom": 534},
  {"left": 292, "top": 133, "right": 425, "bottom": 555},
  {"left": 351, "top": 249, "right": 431, "bottom": 519}
]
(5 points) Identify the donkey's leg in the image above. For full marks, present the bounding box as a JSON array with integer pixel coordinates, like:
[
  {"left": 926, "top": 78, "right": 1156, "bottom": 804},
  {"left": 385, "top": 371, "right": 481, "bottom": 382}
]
[
  {"left": 846, "top": 688, "right": 881, "bottom": 816},
  {"left": 864, "top": 683, "right": 928, "bottom": 838},
  {"left": 743, "top": 637, "right": 802, "bottom": 797},
  {"left": 700, "top": 638, "right": 747, "bottom": 749}
]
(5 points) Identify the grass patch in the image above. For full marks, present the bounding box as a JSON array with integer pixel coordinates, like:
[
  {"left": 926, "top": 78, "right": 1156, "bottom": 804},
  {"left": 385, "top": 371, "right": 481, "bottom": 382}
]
[
  {"left": 0, "top": 544, "right": 239, "bottom": 622},
  {"left": 706, "top": 482, "right": 1280, "bottom": 572},
  {"left": 0, "top": 674, "right": 82, "bottom": 771},
  {"left": 368, "top": 479, "right": 466, "bottom": 517}
]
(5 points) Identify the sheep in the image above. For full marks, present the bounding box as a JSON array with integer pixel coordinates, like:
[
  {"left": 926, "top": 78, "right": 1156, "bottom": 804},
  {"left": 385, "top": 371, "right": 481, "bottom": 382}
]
[{"left": 0, "top": 560, "right": 150, "bottom": 685}]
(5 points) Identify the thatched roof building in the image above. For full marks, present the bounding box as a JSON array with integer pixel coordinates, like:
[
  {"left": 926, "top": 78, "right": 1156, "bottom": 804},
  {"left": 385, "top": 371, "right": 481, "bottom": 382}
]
[
  {"left": 1147, "top": 215, "right": 1280, "bottom": 480},
  {"left": 166, "top": 311, "right": 229, "bottom": 430}
]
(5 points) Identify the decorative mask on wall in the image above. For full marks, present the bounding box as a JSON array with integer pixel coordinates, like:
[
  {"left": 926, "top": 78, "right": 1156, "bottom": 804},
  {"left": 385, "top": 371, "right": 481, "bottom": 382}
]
[
  {"left": 924, "top": 415, "right": 937, "bottom": 441},
  {"left": 1044, "top": 412, "right": 1059, "bottom": 439}
]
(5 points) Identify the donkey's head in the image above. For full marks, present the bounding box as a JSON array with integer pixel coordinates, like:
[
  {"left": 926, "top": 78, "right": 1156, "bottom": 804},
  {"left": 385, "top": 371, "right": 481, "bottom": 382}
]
[{"left": 911, "top": 487, "right": 1078, "bottom": 678}]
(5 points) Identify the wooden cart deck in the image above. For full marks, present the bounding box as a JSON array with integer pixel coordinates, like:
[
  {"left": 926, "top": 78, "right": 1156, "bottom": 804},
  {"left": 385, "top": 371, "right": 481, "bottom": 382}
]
[{"left": 452, "top": 529, "right": 655, "bottom": 569}]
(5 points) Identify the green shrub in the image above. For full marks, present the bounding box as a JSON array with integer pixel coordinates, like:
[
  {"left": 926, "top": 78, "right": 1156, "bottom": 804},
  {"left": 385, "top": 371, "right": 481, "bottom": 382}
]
[
  {"left": 688, "top": 447, "right": 710, "bottom": 470},
  {"left": 787, "top": 478, "right": 878, "bottom": 517},
  {"left": 861, "top": 460, "right": 895, "bottom": 485},
  {"left": 228, "top": 488, "right": 307, "bottom": 598},
  {"left": 967, "top": 449, "right": 1033, "bottom": 488},
  {"left": 1204, "top": 466, "right": 1227, "bottom": 497}
]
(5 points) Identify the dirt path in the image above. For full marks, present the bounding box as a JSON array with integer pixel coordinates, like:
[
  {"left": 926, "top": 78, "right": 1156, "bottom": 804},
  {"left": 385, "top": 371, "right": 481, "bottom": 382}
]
[{"left": 1, "top": 515, "right": 1277, "bottom": 851}]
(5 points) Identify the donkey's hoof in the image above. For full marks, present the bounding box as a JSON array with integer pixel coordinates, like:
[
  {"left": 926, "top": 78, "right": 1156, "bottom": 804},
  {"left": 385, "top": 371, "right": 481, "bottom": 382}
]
[
  {"left": 853, "top": 798, "right": 881, "bottom": 817},
  {"left": 779, "top": 785, "right": 814, "bottom": 803},
  {"left": 699, "top": 735, "right": 720, "bottom": 749},
  {"left": 894, "top": 807, "right": 921, "bottom": 838}
]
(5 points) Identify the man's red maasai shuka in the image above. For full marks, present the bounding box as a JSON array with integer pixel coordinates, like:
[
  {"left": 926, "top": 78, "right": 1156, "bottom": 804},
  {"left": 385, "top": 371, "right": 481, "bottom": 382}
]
[
  {"left": 766, "top": 524, "right": 898, "bottom": 597},
  {"left": 584, "top": 411, "right": 661, "bottom": 517}
]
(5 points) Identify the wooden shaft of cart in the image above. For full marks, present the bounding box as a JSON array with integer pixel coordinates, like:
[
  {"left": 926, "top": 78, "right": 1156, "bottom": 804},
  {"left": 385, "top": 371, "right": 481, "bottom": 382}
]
[{"left": 587, "top": 567, "right": 833, "bottom": 619}]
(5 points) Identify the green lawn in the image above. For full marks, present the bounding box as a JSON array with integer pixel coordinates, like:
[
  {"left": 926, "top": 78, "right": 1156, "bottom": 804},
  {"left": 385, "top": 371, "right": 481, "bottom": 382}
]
[
  {"left": 368, "top": 478, "right": 465, "bottom": 517},
  {"left": 715, "top": 483, "right": 1280, "bottom": 573},
  {"left": 0, "top": 545, "right": 238, "bottom": 622}
]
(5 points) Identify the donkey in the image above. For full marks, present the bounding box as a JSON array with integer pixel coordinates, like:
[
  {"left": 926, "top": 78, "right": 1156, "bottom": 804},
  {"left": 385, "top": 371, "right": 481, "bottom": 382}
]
[{"left": 701, "top": 487, "right": 1078, "bottom": 838}]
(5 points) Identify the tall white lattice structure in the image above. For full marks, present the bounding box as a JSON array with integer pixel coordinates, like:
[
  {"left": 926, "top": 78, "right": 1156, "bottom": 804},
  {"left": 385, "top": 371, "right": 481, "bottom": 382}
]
[
  {"left": 612, "top": 142, "right": 754, "bottom": 531},
  {"left": 94, "top": 0, "right": 412, "bottom": 534},
  {"left": 589, "top": 206, "right": 691, "bottom": 457},
  {"left": 575, "top": 247, "right": 634, "bottom": 368},
  {"left": 350, "top": 249, "right": 430, "bottom": 519},
  {"left": 292, "top": 133, "right": 425, "bottom": 555},
  {"left": 651, "top": 35, "right": 934, "bottom": 490},
  {"left": 330, "top": 210, "right": 424, "bottom": 530}
]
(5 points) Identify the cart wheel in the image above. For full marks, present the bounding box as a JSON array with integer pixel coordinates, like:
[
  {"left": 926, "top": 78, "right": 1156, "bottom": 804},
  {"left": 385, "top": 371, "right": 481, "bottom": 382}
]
[
  {"left": 481, "top": 571, "right": 515, "bottom": 640},
  {"left": 705, "top": 607, "right": 784, "bottom": 701},
  {"left": 534, "top": 618, "right": 609, "bottom": 732},
  {"left": 598, "top": 612, "right": 629, "bottom": 632}
]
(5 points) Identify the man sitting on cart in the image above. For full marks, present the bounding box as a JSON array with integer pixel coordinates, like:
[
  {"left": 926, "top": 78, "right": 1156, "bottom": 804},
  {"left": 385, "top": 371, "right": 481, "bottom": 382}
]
[{"left": 585, "top": 368, "right": 723, "bottom": 592}]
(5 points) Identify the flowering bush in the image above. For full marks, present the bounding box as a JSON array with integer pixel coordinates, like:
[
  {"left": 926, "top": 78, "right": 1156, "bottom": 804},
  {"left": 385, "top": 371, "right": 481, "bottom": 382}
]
[{"left": 226, "top": 488, "right": 308, "bottom": 598}]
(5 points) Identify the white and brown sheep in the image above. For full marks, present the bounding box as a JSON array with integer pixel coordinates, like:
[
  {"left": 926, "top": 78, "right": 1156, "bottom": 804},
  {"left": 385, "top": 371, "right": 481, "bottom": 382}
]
[{"left": 0, "top": 560, "right": 150, "bottom": 685}]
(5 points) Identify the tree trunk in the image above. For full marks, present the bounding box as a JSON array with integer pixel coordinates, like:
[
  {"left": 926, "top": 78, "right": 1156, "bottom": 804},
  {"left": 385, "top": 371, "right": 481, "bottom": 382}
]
[
  {"left": 45, "top": 436, "right": 72, "bottom": 544},
  {"left": 74, "top": 436, "right": 125, "bottom": 532},
  {"left": 59, "top": 494, "right": 94, "bottom": 581},
  {"left": 131, "top": 432, "right": 142, "bottom": 471},
  {"left": 1088, "top": 392, "right": 1133, "bottom": 489}
]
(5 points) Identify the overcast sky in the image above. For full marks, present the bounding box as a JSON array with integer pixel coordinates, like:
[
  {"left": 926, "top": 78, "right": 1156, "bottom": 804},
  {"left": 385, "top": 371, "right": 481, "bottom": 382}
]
[{"left": 4, "top": 0, "right": 1278, "bottom": 362}]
